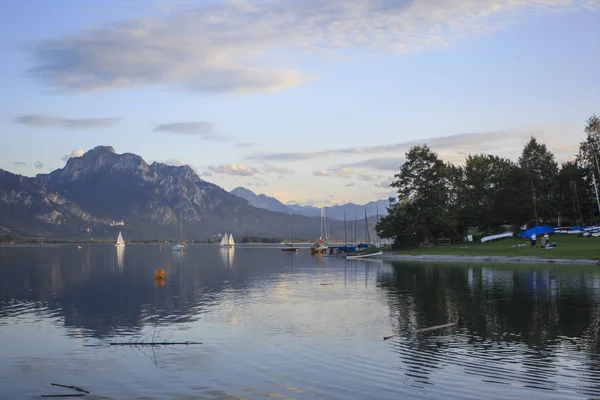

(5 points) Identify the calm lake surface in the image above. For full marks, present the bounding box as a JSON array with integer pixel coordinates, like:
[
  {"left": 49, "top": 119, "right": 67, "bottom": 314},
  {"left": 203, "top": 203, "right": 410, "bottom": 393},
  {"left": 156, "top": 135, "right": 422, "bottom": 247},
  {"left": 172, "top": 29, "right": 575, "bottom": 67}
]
[{"left": 1, "top": 244, "right": 600, "bottom": 399}]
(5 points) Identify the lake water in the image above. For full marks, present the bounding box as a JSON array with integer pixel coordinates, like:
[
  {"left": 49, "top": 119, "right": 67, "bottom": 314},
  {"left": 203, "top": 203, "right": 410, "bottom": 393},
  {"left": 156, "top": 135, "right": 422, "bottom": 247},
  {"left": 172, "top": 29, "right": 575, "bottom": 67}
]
[{"left": 1, "top": 244, "right": 600, "bottom": 399}]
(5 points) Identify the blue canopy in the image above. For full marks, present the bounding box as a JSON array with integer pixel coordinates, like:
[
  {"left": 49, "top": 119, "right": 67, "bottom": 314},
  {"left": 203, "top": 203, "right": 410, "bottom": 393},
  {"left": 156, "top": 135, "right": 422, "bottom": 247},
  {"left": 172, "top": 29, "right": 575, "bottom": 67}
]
[{"left": 518, "top": 225, "right": 555, "bottom": 238}]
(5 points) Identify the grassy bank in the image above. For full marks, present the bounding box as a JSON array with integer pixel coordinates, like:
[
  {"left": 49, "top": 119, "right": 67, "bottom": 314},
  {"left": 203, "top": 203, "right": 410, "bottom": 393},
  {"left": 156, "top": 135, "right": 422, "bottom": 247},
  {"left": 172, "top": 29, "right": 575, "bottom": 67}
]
[{"left": 389, "top": 235, "right": 600, "bottom": 260}]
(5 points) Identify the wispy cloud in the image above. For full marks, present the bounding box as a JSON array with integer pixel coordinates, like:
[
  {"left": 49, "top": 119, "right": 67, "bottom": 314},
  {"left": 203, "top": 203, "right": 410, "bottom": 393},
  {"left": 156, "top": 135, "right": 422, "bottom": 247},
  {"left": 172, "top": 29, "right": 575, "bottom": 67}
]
[
  {"left": 34, "top": 161, "right": 44, "bottom": 169},
  {"left": 154, "top": 121, "right": 230, "bottom": 142},
  {"left": 252, "top": 125, "right": 581, "bottom": 167},
  {"left": 25, "top": 0, "right": 593, "bottom": 94},
  {"left": 357, "top": 173, "right": 383, "bottom": 181},
  {"left": 345, "top": 157, "right": 405, "bottom": 171},
  {"left": 14, "top": 114, "right": 120, "bottom": 129},
  {"left": 236, "top": 142, "right": 255, "bottom": 148},
  {"left": 202, "top": 171, "right": 213, "bottom": 177},
  {"left": 346, "top": 183, "right": 356, "bottom": 187},
  {"left": 60, "top": 149, "right": 85, "bottom": 162},
  {"left": 208, "top": 163, "right": 258, "bottom": 176},
  {"left": 375, "top": 177, "right": 395, "bottom": 189},
  {"left": 313, "top": 166, "right": 353, "bottom": 178},
  {"left": 12, "top": 161, "right": 26, "bottom": 167},
  {"left": 155, "top": 122, "right": 213, "bottom": 135},
  {"left": 262, "top": 164, "right": 296, "bottom": 174}
]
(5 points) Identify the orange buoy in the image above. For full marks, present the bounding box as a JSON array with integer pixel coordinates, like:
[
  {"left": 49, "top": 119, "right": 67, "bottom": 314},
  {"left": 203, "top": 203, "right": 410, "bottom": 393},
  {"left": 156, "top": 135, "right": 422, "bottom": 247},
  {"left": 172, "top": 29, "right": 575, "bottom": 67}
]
[
  {"left": 155, "top": 268, "right": 165, "bottom": 279},
  {"left": 155, "top": 278, "right": 165, "bottom": 287}
]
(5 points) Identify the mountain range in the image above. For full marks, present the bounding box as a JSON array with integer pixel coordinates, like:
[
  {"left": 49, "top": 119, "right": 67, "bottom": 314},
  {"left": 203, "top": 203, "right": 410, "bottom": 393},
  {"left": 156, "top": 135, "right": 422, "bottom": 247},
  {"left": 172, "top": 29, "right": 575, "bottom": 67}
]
[
  {"left": 0, "top": 146, "right": 382, "bottom": 240},
  {"left": 230, "top": 187, "right": 390, "bottom": 220}
]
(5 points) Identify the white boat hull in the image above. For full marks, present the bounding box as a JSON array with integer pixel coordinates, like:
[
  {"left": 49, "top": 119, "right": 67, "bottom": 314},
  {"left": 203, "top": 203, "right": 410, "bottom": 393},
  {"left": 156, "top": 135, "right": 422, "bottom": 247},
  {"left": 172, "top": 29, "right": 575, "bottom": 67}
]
[{"left": 346, "top": 251, "right": 383, "bottom": 259}]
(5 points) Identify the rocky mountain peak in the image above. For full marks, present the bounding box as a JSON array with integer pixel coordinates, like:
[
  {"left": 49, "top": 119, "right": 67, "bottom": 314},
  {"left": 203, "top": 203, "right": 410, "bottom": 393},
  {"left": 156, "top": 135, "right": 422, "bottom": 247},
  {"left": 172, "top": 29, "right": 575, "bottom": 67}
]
[{"left": 85, "top": 145, "right": 116, "bottom": 156}]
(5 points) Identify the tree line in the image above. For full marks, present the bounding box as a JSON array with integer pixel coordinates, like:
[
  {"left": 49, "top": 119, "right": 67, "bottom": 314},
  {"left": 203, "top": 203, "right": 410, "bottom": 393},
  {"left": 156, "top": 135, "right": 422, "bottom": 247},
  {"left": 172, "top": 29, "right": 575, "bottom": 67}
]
[{"left": 376, "top": 115, "right": 600, "bottom": 249}]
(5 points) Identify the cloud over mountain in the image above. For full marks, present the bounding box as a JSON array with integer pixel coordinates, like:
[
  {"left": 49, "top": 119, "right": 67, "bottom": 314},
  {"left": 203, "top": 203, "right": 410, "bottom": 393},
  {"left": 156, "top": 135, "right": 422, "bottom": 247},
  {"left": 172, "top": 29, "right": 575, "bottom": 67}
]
[
  {"left": 25, "top": 0, "right": 593, "bottom": 94},
  {"left": 208, "top": 163, "right": 258, "bottom": 176}
]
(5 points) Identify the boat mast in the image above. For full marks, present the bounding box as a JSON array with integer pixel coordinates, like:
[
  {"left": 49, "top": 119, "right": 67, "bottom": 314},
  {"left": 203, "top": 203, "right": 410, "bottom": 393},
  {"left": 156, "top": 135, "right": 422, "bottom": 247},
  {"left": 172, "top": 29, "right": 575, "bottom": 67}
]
[
  {"left": 593, "top": 173, "right": 600, "bottom": 220},
  {"left": 320, "top": 201, "right": 323, "bottom": 239},
  {"left": 323, "top": 205, "right": 328, "bottom": 241},
  {"left": 354, "top": 213, "right": 357, "bottom": 244},
  {"left": 290, "top": 213, "right": 294, "bottom": 244},
  {"left": 530, "top": 177, "right": 538, "bottom": 227},
  {"left": 376, "top": 204, "right": 380, "bottom": 247},
  {"left": 344, "top": 210, "right": 347, "bottom": 244}
]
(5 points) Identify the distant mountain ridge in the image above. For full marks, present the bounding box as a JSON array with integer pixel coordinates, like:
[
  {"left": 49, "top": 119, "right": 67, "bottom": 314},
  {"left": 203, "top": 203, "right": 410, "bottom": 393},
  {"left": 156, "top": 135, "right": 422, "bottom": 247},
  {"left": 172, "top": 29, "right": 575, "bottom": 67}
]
[
  {"left": 0, "top": 146, "right": 367, "bottom": 240},
  {"left": 229, "top": 186, "right": 389, "bottom": 220}
]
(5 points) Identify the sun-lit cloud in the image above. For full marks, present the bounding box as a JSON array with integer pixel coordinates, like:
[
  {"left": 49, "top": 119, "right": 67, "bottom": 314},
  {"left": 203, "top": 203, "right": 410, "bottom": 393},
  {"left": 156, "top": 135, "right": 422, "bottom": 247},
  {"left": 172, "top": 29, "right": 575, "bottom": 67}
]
[
  {"left": 14, "top": 114, "right": 120, "bottom": 130},
  {"left": 208, "top": 163, "right": 258, "bottom": 176},
  {"left": 262, "top": 164, "right": 296, "bottom": 174},
  {"left": 24, "top": 0, "right": 593, "bottom": 94},
  {"left": 60, "top": 149, "right": 85, "bottom": 162},
  {"left": 163, "top": 158, "right": 188, "bottom": 166},
  {"left": 313, "top": 166, "right": 353, "bottom": 178},
  {"left": 253, "top": 125, "right": 581, "bottom": 168}
]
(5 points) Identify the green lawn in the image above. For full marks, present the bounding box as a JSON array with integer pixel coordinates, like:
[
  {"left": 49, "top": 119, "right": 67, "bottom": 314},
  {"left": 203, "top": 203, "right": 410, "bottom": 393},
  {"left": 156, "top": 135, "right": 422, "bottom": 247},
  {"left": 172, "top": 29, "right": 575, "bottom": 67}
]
[{"left": 389, "top": 235, "right": 600, "bottom": 260}]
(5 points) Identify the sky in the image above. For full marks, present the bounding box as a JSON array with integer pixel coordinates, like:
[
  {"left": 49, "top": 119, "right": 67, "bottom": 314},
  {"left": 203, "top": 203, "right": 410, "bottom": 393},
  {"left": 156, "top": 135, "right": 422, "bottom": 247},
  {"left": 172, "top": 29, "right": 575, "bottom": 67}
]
[{"left": 1, "top": 0, "right": 599, "bottom": 206}]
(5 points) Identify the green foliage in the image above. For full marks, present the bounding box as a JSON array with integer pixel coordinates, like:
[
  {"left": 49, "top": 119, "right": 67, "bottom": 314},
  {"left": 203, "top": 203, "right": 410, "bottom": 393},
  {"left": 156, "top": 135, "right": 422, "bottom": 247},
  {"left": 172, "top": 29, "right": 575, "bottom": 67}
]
[
  {"left": 518, "top": 137, "right": 559, "bottom": 222},
  {"left": 377, "top": 145, "right": 460, "bottom": 248},
  {"left": 377, "top": 114, "right": 600, "bottom": 249}
]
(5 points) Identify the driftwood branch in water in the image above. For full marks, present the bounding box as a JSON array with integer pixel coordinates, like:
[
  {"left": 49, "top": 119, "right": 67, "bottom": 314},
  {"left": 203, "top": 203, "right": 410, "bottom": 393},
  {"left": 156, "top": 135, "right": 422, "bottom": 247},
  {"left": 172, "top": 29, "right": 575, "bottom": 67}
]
[
  {"left": 41, "top": 395, "right": 85, "bottom": 398},
  {"left": 109, "top": 341, "right": 202, "bottom": 346},
  {"left": 51, "top": 384, "right": 89, "bottom": 394},
  {"left": 383, "top": 319, "right": 462, "bottom": 340}
]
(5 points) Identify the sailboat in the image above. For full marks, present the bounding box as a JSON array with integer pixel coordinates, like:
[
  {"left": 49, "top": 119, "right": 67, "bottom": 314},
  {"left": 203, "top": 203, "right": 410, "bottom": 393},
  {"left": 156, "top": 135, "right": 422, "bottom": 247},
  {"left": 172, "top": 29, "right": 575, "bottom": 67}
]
[
  {"left": 281, "top": 214, "right": 298, "bottom": 252},
  {"left": 171, "top": 214, "right": 187, "bottom": 252},
  {"left": 220, "top": 233, "right": 235, "bottom": 247},
  {"left": 310, "top": 202, "right": 329, "bottom": 255},
  {"left": 115, "top": 231, "right": 125, "bottom": 247}
]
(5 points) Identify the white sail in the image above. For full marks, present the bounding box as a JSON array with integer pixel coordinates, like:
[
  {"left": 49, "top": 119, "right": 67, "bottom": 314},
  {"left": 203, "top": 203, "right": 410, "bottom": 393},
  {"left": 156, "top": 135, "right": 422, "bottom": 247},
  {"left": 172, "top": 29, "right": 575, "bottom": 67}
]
[
  {"left": 115, "top": 231, "right": 125, "bottom": 247},
  {"left": 219, "top": 233, "right": 228, "bottom": 247},
  {"left": 228, "top": 234, "right": 235, "bottom": 246}
]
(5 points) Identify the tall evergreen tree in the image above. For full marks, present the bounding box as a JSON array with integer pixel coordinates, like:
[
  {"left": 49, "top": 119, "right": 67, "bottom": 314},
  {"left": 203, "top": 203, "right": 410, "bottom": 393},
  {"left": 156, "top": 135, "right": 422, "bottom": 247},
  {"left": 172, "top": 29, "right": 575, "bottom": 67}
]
[{"left": 518, "top": 137, "right": 559, "bottom": 223}]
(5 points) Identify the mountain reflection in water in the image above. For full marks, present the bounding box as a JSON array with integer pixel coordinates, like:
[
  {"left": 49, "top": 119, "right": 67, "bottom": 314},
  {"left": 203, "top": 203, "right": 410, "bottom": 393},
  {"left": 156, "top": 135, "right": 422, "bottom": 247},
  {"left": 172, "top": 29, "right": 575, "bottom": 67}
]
[{"left": 1, "top": 244, "right": 600, "bottom": 399}]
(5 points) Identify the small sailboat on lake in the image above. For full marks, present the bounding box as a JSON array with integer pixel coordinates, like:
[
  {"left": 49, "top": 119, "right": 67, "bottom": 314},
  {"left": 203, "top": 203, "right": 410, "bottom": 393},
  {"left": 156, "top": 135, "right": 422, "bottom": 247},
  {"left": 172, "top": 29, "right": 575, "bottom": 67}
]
[
  {"left": 172, "top": 214, "right": 187, "bottom": 252},
  {"left": 281, "top": 214, "right": 298, "bottom": 252},
  {"left": 220, "top": 233, "right": 235, "bottom": 247},
  {"left": 310, "top": 202, "right": 329, "bottom": 255},
  {"left": 115, "top": 231, "right": 125, "bottom": 247}
]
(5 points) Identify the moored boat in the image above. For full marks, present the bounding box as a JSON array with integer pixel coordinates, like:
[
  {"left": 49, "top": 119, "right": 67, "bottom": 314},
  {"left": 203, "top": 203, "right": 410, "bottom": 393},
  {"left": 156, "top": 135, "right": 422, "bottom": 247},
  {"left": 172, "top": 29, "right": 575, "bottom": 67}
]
[{"left": 115, "top": 231, "right": 125, "bottom": 247}]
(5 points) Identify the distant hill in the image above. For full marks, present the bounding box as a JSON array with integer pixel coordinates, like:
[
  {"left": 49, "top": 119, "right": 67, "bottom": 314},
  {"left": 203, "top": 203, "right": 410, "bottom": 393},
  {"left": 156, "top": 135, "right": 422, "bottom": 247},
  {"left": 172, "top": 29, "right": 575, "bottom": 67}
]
[
  {"left": 230, "top": 187, "right": 293, "bottom": 214},
  {"left": 0, "top": 146, "right": 362, "bottom": 240},
  {"left": 230, "top": 187, "right": 390, "bottom": 220}
]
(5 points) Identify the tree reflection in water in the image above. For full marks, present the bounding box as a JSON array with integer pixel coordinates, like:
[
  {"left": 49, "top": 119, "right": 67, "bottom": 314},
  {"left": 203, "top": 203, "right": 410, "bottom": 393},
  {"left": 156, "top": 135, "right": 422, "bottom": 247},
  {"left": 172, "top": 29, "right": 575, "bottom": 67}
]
[{"left": 377, "top": 262, "right": 600, "bottom": 395}]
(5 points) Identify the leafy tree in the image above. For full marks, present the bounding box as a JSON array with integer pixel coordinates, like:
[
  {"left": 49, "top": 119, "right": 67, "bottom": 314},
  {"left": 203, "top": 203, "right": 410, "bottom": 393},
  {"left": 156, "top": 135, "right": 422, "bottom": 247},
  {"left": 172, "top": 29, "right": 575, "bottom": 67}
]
[
  {"left": 579, "top": 114, "right": 600, "bottom": 177},
  {"left": 556, "top": 161, "right": 594, "bottom": 225},
  {"left": 376, "top": 145, "right": 459, "bottom": 248},
  {"left": 460, "top": 154, "right": 530, "bottom": 233},
  {"left": 518, "top": 137, "right": 559, "bottom": 223}
]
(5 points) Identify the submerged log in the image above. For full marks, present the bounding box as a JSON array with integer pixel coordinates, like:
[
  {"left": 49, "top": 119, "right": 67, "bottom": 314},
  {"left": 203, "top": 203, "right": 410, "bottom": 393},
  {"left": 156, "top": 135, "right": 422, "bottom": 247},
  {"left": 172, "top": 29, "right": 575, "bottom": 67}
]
[{"left": 109, "top": 341, "right": 202, "bottom": 346}]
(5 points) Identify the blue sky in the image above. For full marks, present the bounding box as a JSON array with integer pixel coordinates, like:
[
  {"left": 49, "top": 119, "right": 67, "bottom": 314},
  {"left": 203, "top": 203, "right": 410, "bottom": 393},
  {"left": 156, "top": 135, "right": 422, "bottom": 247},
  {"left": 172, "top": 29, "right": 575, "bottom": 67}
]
[{"left": 1, "top": 0, "right": 599, "bottom": 205}]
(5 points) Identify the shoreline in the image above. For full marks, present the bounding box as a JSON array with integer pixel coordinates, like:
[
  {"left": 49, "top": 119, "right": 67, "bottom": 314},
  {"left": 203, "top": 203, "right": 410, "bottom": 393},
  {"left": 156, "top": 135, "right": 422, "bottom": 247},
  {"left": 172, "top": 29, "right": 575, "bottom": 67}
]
[{"left": 381, "top": 254, "right": 600, "bottom": 265}]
